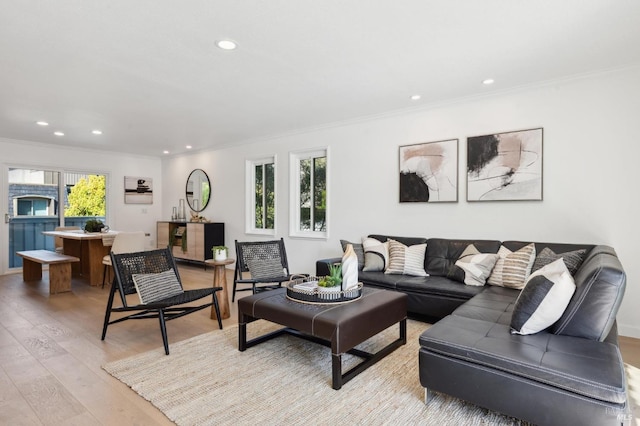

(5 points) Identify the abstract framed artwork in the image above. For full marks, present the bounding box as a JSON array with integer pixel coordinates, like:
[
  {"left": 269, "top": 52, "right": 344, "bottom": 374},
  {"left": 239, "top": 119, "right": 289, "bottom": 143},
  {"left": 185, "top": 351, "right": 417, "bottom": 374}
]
[
  {"left": 467, "top": 128, "right": 543, "bottom": 202},
  {"left": 399, "top": 139, "right": 458, "bottom": 203},
  {"left": 124, "top": 176, "right": 153, "bottom": 204}
]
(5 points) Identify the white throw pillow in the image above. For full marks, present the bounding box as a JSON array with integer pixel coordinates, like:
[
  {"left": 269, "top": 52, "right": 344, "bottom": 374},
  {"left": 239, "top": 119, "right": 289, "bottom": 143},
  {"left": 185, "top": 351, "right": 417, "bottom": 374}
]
[
  {"left": 510, "top": 259, "right": 576, "bottom": 335},
  {"left": 362, "top": 237, "right": 389, "bottom": 272},
  {"left": 450, "top": 244, "right": 499, "bottom": 286}
]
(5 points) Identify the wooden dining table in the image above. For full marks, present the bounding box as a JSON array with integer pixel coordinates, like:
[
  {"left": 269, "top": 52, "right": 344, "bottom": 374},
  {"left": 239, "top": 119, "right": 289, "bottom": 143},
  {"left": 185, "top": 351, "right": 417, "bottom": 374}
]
[{"left": 42, "top": 230, "right": 118, "bottom": 286}]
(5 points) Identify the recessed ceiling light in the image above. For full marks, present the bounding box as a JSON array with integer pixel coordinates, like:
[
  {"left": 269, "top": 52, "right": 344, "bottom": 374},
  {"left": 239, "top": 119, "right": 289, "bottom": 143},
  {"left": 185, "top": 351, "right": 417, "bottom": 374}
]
[
  {"left": 163, "top": 150, "right": 170, "bottom": 154},
  {"left": 37, "top": 121, "right": 49, "bottom": 126},
  {"left": 186, "top": 145, "right": 192, "bottom": 149},
  {"left": 92, "top": 130, "right": 103, "bottom": 135},
  {"left": 54, "top": 131, "right": 64, "bottom": 136},
  {"left": 410, "top": 95, "right": 421, "bottom": 101},
  {"left": 216, "top": 39, "right": 237, "bottom": 50},
  {"left": 482, "top": 78, "right": 495, "bottom": 85}
]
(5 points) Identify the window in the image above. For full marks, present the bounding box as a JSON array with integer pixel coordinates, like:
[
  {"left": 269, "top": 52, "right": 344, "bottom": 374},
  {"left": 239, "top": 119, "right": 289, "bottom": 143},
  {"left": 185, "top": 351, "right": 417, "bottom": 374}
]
[
  {"left": 289, "top": 148, "right": 328, "bottom": 239},
  {"left": 246, "top": 156, "right": 276, "bottom": 235},
  {"left": 16, "top": 197, "right": 55, "bottom": 216}
]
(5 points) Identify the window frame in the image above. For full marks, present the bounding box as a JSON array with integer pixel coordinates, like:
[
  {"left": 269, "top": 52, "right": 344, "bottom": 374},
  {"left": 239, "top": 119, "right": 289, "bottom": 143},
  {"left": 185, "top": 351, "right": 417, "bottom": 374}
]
[
  {"left": 289, "top": 147, "right": 329, "bottom": 240},
  {"left": 245, "top": 155, "right": 277, "bottom": 236}
]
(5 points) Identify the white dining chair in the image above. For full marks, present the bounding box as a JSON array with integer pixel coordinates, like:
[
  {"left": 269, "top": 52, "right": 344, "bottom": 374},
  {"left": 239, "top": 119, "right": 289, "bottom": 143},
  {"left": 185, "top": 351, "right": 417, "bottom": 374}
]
[{"left": 102, "top": 232, "right": 146, "bottom": 288}]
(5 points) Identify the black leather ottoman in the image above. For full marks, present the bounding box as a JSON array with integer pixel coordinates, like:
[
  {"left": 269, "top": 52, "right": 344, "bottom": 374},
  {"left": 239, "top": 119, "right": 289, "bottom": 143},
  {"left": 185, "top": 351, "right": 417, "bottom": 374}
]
[{"left": 238, "top": 287, "right": 407, "bottom": 389}]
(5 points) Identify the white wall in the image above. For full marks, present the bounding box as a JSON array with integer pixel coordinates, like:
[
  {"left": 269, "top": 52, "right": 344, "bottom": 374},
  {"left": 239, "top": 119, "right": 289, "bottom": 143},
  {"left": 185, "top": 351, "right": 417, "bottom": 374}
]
[
  {"left": 0, "top": 138, "right": 163, "bottom": 266},
  {"left": 163, "top": 66, "right": 640, "bottom": 337}
]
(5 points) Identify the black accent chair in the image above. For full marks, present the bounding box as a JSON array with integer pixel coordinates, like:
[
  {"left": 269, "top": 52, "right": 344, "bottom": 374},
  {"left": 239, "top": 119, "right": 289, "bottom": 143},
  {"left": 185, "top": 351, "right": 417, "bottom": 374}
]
[
  {"left": 233, "top": 238, "right": 300, "bottom": 302},
  {"left": 101, "top": 247, "right": 223, "bottom": 355}
]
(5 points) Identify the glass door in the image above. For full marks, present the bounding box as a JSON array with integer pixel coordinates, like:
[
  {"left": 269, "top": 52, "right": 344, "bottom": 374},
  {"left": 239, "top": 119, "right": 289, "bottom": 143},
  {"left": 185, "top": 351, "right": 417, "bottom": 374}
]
[
  {"left": 7, "top": 168, "right": 62, "bottom": 270},
  {"left": 5, "top": 168, "right": 108, "bottom": 272}
]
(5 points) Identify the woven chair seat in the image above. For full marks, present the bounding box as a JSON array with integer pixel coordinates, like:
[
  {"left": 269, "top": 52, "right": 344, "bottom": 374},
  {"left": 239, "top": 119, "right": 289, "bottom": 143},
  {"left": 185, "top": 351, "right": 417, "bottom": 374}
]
[{"left": 144, "top": 287, "right": 223, "bottom": 308}]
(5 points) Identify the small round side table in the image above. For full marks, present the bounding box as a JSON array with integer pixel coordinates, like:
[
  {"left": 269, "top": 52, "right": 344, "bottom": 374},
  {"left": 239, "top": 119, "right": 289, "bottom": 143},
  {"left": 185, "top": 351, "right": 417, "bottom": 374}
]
[{"left": 204, "top": 258, "right": 235, "bottom": 321}]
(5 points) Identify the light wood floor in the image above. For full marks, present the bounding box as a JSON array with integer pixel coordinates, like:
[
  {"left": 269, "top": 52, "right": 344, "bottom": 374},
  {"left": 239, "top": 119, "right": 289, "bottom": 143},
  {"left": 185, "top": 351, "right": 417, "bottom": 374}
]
[{"left": 1, "top": 263, "right": 638, "bottom": 425}]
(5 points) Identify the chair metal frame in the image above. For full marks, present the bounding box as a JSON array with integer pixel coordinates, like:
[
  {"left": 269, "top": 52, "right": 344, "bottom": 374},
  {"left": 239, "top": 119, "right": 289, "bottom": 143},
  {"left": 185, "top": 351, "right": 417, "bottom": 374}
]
[
  {"left": 233, "top": 238, "right": 295, "bottom": 302},
  {"left": 101, "top": 247, "right": 222, "bottom": 355}
]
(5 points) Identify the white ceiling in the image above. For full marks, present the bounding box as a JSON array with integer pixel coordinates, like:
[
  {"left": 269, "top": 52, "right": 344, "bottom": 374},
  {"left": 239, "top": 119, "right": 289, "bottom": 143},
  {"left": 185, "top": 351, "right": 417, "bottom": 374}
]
[{"left": 2, "top": 1, "right": 640, "bottom": 157}]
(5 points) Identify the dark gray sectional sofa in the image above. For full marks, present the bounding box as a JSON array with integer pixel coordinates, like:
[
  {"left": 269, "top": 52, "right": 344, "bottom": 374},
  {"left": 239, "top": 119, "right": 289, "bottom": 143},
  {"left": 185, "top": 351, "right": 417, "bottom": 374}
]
[{"left": 316, "top": 234, "right": 629, "bottom": 425}]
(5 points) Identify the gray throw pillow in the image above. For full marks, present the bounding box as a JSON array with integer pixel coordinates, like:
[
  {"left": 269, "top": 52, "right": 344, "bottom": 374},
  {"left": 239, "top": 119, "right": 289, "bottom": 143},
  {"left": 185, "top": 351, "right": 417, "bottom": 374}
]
[
  {"left": 132, "top": 268, "right": 183, "bottom": 304},
  {"left": 531, "top": 247, "right": 586, "bottom": 275}
]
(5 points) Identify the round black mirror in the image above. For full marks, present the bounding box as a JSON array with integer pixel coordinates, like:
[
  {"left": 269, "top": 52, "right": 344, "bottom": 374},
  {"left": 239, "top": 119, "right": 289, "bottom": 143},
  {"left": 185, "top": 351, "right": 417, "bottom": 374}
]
[{"left": 186, "top": 169, "right": 210, "bottom": 212}]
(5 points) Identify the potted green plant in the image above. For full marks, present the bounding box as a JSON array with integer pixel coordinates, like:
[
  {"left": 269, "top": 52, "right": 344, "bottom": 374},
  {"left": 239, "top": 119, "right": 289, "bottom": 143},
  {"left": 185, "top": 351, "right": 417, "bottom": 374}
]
[
  {"left": 84, "top": 219, "right": 105, "bottom": 233},
  {"left": 212, "top": 245, "right": 228, "bottom": 261},
  {"left": 318, "top": 263, "right": 342, "bottom": 297}
]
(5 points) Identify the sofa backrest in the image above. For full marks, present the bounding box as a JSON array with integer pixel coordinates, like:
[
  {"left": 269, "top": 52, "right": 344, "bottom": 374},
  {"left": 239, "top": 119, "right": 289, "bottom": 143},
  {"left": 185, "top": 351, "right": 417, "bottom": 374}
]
[
  {"left": 501, "top": 241, "right": 595, "bottom": 258},
  {"left": 425, "top": 238, "right": 501, "bottom": 276},
  {"left": 367, "top": 234, "right": 427, "bottom": 246}
]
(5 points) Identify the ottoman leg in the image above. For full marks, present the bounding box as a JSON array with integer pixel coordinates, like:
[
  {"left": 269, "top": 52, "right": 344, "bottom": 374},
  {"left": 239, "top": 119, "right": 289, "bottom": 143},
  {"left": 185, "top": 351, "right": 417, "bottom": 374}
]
[{"left": 332, "top": 353, "right": 342, "bottom": 390}]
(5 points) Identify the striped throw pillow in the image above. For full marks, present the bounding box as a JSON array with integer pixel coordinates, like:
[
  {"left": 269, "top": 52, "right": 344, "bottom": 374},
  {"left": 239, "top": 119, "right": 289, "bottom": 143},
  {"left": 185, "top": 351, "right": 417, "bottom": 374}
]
[
  {"left": 247, "top": 257, "right": 286, "bottom": 280},
  {"left": 385, "top": 239, "right": 427, "bottom": 277},
  {"left": 487, "top": 243, "right": 536, "bottom": 289},
  {"left": 132, "top": 268, "right": 184, "bottom": 304}
]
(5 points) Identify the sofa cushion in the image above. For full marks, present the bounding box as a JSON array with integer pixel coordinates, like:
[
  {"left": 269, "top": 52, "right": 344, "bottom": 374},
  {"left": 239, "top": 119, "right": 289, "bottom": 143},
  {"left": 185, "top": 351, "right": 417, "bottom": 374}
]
[
  {"left": 420, "top": 314, "right": 627, "bottom": 404},
  {"left": 551, "top": 246, "right": 626, "bottom": 341},
  {"left": 487, "top": 243, "right": 536, "bottom": 289},
  {"left": 385, "top": 239, "right": 427, "bottom": 276},
  {"left": 425, "top": 238, "right": 501, "bottom": 277},
  {"left": 395, "top": 275, "right": 485, "bottom": 300},
  {"left": 452, "top": 285, "right": 518, "bottom": 325},
  {"left": 447, "top": 244, "right": 499, "bottom": 286},
  {"left": 358, "top": 271, "right": 405, "bottom": 290},
  {"left": 340, "top": 239, "right": 364, "bottom": 270},
  {"left": 510, "top": 259, "right": 576, "bottom": 335},
  {"left": 362, "top": 237, "right": 389, "bottom": 272},
  {"left": 532, "top": 247, "right": 587, "bottom": 275}
]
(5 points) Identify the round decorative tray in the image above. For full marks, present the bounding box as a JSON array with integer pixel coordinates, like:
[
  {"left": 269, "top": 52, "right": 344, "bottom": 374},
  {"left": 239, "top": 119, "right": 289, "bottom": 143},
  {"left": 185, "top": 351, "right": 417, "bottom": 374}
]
[{"left": 286, "top": 275, "right": 363, "bottom": 305}]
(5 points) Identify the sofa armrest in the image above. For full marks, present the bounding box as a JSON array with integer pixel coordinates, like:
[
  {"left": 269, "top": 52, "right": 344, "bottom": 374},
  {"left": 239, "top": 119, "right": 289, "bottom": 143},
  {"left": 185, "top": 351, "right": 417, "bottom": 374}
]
[
  {"left": 316, "top": 257, "right": 342, "bottom": 276},
  {"left": 551, "top": 245, "right": 626, "bottom": 341}
]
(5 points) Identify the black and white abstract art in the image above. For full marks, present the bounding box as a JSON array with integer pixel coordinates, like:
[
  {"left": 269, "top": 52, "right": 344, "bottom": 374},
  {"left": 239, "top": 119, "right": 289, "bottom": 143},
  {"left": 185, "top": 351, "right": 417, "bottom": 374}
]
[
  {"left": 399, "top": 139, "right": 458, "bottom": 203},
  {"left": 467, "top": 128, "right": 543, "bottom": 201}
]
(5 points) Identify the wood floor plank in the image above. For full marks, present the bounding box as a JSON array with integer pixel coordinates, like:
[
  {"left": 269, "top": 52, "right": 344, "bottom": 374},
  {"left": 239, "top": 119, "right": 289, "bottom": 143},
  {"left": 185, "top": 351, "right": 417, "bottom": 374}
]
[{"left": 17, "top": 375, "right": 87, "bottom": 424}]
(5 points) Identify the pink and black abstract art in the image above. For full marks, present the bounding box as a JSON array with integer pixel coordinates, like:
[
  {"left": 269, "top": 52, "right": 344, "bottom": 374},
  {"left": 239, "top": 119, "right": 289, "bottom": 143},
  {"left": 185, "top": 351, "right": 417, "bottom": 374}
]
[
  {"left": 399, "top": 139, "right": 458, "bottom": 203},
  {"left": 467, "top": 128, "right": 543, "bottom": 201}
]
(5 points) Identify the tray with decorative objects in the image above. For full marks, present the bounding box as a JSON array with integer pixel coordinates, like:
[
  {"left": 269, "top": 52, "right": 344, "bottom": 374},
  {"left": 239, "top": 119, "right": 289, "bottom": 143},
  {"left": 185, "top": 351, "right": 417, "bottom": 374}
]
[{"left": 285, "top": 275, "right": 363, "bottom": 304}]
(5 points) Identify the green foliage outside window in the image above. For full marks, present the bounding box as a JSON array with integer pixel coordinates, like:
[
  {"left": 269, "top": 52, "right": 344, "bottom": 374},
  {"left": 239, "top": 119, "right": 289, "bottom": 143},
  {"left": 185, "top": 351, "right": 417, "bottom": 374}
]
[
  {"left": 254, "top": 163, "right": 275, "bottom": 230},
  {"left": 64, "top": 175, "right": 106, "bottom": 217},
  {"left": 299, "top": 156, "right": 326, "bottom": 232}
]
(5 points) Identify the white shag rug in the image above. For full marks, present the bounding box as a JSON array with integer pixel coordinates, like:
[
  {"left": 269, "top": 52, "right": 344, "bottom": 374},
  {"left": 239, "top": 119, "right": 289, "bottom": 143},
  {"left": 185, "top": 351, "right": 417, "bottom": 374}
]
[{"left": 103, "top": 320, "right": 527, "bottom": 425}]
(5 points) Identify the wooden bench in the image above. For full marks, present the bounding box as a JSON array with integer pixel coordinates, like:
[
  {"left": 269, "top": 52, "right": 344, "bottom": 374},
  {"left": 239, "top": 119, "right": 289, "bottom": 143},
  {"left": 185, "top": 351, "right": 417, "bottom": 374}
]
[{"left": 16, "top": 250, "right": 80, "bottom": 294}]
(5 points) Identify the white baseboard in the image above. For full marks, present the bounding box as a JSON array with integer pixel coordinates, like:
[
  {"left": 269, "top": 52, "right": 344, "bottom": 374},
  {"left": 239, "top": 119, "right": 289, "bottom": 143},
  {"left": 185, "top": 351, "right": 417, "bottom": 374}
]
[{"left": 617, "top": 323, "right": 640, "bottom": 339}]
